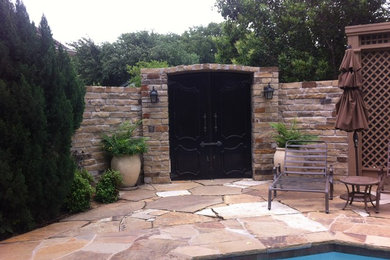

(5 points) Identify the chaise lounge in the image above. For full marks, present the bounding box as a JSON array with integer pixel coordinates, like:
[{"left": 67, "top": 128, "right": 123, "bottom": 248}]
[{"left": 268, "top": 140, "right": 334, "bottom": 213}]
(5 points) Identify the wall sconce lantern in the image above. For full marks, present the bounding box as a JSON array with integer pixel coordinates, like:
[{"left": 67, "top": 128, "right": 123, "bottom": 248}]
[
  {"left": 149, "top": 87, "right": 159, "bottom": 103},
  {"left": 263, "top": 83, "right": 274, "bottom": 100}
]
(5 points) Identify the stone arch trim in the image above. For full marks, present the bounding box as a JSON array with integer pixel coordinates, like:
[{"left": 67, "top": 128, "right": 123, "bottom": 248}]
[{"left": 140, "top": 64, "right": 279, "bottom": 184}]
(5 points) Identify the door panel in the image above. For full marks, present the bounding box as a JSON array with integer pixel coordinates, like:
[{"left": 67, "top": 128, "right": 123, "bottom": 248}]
[
  {"left": 168, "top": 73, "right": 208, "bottom": 180},
  {"left": 169, "top": 72, "right": 252, "bottom": 180},
  {"left": 213, "top": 73, "right": 252, "bottom": 178}
]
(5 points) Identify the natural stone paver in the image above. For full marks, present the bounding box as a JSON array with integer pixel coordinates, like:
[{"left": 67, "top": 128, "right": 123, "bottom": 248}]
[
  {"left": 60, "top": 250, "right": 112, "bottom": 260},
  {"left": 195, "top": 208, "right": 217, "bottom": 218},
  {"left": 189, "top": 229, "right": 256, "bottom": 246},
  {"left": 272, "top": 214, "right": 328, "bottom": 232},
  {"left": 195, "top": 179, "right": 240, "bottom": 186},
  {"left": 211, "top": 201, "right": 298, "bottom": 219},
  {"left": 225, "top": 179, "right": 271, "bottom": 189},
  {"left": 241, "top": 216, "right": 308, "bottom": 238},
  {"left": 81, "top": 241, "right": 130, "bottom": 254},
  {"left": 145, "top": 195, "right": 222, "bottom": 212},
  {"left": 224, "top": 194, "right": 264, "bottom": 204},
  {"left": 2, "top": 179, "right": 390, "bottom": 260},
  {"left": 190, "top": 185, "right": 242, "bottom": 196},
  {"left": 258, "top": 234, "right": 309, "bottom": 249},
  {"left": 120, "top": 217, "right": 152, "bottom": 231},
  {"left": 366, "top": 235, "right": 390, "bottom": 247},
  {"left": 152, "top": 182, "right": 201, "bottom": 191},
  {"left": 32, "top": 237, "right": 90, "bottom": 259},
  {"left": 119, "top": 189, "right": 156, "bottom": 201},
  {"left": 171, "top": 245, "right": 220, "bottom": 259},
  {"left": 63, "top": 201, "right": 145, "bottom": 221},
  {"left": 129, "top": 209, "right": 167, "bottom": 220},
  {"left": 153, "top": 212, "right": 215, "bottom": 227},
  {"left": 0, "top": 241, "right": 39, "bottom": 260},
  {"left": 61, "top": 221, "right": 120, "bottom": 236},
  {"left": 207, "top": 239, "right": 266, "bottom": 255},
  {"left": 3, "top": 221, "right": 88, "bottom": 243},
  {"left": 157, "top": 225, "right": 199, "bottom": 240},
  {"left": 156, "top": 190, "right": 191, "bottom": 197},
  {"left": 110, "top": 238, "right": 186, "bottom": 260}
]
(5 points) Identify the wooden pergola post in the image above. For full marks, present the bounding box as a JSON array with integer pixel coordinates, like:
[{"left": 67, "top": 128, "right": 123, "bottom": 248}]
[{"left": 345, "top": 22, "right": 390, "bottom": 176}]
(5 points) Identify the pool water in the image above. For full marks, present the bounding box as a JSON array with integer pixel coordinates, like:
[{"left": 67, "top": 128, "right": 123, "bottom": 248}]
[{"left": 287, "top": 252, "right": 388, "bottom": 260}]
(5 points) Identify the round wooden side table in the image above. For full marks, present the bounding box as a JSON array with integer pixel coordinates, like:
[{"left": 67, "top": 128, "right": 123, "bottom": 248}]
[{"left": 339, "top": 176, "right": 380, "bottom": 213}]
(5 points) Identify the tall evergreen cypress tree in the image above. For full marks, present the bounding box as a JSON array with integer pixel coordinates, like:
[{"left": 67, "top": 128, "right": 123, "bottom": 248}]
[{"left": 0, "top": 0, "right": 84, "bottom": 239}]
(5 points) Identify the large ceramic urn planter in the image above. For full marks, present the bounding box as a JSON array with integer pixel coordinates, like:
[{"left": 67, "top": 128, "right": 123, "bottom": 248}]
[
  {"left": 111, "top": 154, "right": 141, "bottom": 188},
  {"left": 273, "top": 147, "right": 286, "bottom": 172}
]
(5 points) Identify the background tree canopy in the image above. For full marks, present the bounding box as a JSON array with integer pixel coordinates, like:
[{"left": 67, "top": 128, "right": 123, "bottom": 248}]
[
  {"left": 0, "top": 0, "right": 85, "bottom": 239},
  {"left": 215, "top": 0, "right": 389, "bottom": 82},
  {"left": 71, "top": 23, "right": 222, "bottom": 86},
  {"left": 71, "top": 0, "right": 389, "bottom": 85}
]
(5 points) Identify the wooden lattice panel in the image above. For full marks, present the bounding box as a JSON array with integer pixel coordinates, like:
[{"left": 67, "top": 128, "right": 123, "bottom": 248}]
[
  {"left": 361, "top": 33, "right": 390, "bottom": 45},
  {"left": 361, "top": 49, "right": 390, "bottom": 168}
]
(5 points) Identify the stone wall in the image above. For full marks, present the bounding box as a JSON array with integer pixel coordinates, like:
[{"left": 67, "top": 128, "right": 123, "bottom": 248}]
[
  {"left": 71, "top": 86, "right": 141, "bottom": 176},
  {"left": 278, "top": 80, "right": 347, "bottom": 176},
  {"left": 71, "top": 66, "right": 348, "bottom": 182}
]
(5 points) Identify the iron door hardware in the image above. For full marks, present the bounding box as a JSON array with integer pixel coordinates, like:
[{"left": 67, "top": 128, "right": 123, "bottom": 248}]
[
  {"left": 203, "top": 113, "right": 207, "bottom": 133},
  {"left": 214, "top": 113, "right": 218, "bottom": 132},
  {"left": 200, "top": 141, "right": 222, "bottom": 147}
]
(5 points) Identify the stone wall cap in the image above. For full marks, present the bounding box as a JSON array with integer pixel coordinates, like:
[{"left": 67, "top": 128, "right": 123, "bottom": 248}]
[{"left": 141, "top": 64, "right": 269, "bottom": 75}]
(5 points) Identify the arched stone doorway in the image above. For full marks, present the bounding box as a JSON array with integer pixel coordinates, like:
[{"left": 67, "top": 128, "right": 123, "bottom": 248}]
[{"left": 141, "top": 64, "right": 279, "bottom": 184}]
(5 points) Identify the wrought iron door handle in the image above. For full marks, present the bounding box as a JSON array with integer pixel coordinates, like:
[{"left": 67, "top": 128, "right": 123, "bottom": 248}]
[
  {"left": 200, "top": 141, "right": 222, "bottom": 147},
  {"left": 214, "top": 113, "right": 218, "bottom": 132},
  {"left": 203, "top": 113, "right": 207, "bottom": 133}
]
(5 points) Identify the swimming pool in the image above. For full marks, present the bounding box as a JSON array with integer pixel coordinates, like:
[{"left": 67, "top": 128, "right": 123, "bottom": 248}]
[
  {"left": 221, "top": 243, "right": 390, "bottom": 259},
  {"left": 287, "top": 251, "right": 387, "bottom": 259}
]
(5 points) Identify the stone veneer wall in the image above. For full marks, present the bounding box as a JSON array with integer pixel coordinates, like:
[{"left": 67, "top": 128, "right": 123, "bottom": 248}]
[
  {"left": 71, "top": 86, "right": 141, "bottom": 176},
  {"left": 278, "top": 80, "right": 347, "bottom": 176},
  {"left": 71, "top": 65, "right": 348, "bottom": 182}
]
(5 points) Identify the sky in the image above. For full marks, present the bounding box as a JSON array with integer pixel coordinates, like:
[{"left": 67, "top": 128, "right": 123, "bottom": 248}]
[{"left": 20, "top": 0, "right": 225, "bottom": 45}]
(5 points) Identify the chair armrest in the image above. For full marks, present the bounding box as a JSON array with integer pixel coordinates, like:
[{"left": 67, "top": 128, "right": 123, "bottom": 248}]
[{"left": 378, "top": 167, "right": 386, "bottom": 190}]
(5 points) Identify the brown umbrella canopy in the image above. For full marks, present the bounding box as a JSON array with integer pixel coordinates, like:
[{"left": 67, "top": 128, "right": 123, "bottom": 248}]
[{"left": 335, "top": 48, "right": 369, "bottom": 132}]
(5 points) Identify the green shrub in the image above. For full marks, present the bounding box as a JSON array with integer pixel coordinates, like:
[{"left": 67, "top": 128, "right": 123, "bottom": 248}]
[
  {"left": 65, "top": 169, "right": 94, "bottom": 213},
  {"left": 95, "top": 169, "right": 122, "bottom": 203},
  {"left": 78, "top": 168, "right": 94, "bottom": 185},
  {"left": 270, "top": 119, "right": 318, "bottom": 148}
]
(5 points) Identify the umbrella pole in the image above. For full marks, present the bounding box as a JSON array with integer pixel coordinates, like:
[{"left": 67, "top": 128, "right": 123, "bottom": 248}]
[
  {"left": 353, "top": 130, "right": 359, "bottom": 176},
  {"left": 353, "top": 130, "right": 361, "bottom": 193}
]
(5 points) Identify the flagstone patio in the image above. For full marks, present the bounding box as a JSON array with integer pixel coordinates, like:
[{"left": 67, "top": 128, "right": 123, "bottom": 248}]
[{"left": 1, "top": 179, "right": 390, "bottom": 259}]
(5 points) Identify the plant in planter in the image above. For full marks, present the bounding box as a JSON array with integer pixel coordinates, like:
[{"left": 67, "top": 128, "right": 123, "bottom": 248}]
[
  {"left": 270, "top": 119, "right": 317, "bottom": 169},
  {"left": 102, "top": 120, "right": 147, "bottom": 188}
]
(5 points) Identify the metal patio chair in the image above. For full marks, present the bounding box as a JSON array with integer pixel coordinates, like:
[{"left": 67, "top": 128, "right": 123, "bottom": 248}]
[{"left": 268, "top": 140, "right": 334, "bottom": 213}]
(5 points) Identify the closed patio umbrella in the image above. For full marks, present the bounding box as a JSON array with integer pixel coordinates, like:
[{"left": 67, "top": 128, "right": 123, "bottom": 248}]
[{"left": 335, "top": 46, "right": 369, "bottom": 176}]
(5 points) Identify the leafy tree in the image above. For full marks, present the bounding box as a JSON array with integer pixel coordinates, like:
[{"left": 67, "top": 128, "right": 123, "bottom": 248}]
[
  {"left": 181, "top": 23, "right": 223, "bottom": 63},
  {"left": 0, "top": 0, "right": 84, "bottom": 239},
  {"left": 70, "top": 38, "right": 102, "bottom": 85},
  {"left": 150, "top": 33, "right": 199, "bottom": 65},
  {"left": 215, "top": 0, "right": 389, "bottom": 82},
  {"left": 71, "top": 26, "right": 222, "bottom": 86}
]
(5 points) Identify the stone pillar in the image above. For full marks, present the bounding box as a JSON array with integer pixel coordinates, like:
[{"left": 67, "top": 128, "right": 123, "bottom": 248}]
[
  {"left": 251, "top": 67, "right": 279, "bottom": 180},
  {"left": 140, "top": 69, "right": 171, "bottom": 184}
]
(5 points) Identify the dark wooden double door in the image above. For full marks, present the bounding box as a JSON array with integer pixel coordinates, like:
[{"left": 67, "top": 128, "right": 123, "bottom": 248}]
[{"left": 168, "top": 72, "right": 252, "bottom": 180}]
